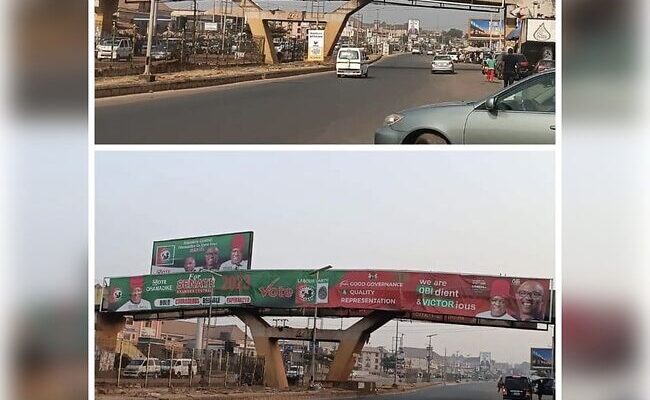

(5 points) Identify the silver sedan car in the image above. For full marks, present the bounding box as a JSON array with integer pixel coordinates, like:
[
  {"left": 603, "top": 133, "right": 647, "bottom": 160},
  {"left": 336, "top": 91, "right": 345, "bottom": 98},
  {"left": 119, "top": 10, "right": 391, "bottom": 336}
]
[
  {"left": 375, "top": 70, "right": 555, "bottom": 144},
  {"left": 431, "top": 55, "right": 454, "bottom": 74}
]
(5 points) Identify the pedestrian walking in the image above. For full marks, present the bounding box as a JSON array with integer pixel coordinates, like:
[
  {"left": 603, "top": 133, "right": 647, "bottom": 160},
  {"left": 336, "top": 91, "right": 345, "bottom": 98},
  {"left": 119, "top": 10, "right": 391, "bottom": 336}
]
[
  {"left": 501, "top": 48, "right": 518, "bottom": 88},
  {"left": 485, "top": 55, "right": 496, "bottom": 82}
]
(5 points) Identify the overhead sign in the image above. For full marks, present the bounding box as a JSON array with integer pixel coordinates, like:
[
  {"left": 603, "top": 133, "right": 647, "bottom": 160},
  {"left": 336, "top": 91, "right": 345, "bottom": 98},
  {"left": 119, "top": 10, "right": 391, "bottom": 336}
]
[
  {"left": 530, "top": 347, "right": 553, "bottom": 370},
  {"left": 151, "top": 231, "right": 253, "bottom": 274},
  {"left": 469, "top": 19, "right": 504, "bottom": 40},
  {"left": 307, "top": 29, "right": 324, "bottom": 62},
  {"left": 408, "top": 19, "right": 420, "bottom": 36},
  {"left": 102, "top": 270, "right": 552, "bottom": 323},
  {"left": 522, "top": 19, "right": 555, "bottom": 43}
]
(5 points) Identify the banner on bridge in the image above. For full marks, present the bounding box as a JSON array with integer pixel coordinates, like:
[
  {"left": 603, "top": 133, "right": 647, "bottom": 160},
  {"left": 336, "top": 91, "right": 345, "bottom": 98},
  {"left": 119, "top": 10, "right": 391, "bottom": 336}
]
[
  {"left": 151, "top": 231, "right": 253, "bottom": 274},
  {"left": 102, "top": 269, "right": 551, "bottom": 322}
]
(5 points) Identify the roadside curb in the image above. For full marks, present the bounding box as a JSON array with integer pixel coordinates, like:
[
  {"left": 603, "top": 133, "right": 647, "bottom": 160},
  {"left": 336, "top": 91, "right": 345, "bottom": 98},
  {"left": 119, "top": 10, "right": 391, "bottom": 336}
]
[{"left": 95, "top": 55, "right": 384, "bottom": 98}]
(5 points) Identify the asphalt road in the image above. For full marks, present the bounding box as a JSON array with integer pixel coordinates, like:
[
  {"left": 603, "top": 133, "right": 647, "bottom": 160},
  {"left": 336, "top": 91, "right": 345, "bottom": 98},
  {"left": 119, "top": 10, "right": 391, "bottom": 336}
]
[
  {"left": 358, "top": 382, "right": 553, "bottom": 400},
  {"left": 95, "top": 54, "right": 501, "bottom": 144}
]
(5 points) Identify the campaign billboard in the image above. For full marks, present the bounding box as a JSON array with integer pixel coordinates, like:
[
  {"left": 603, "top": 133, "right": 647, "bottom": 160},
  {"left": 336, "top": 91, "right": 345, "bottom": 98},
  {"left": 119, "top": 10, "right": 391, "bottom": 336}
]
[
  {"left": 530, "top": 347, "right": 553, "bottom": 370},
  {"left": 102, "top": 270, "right": 552, "bottom": 323},
  {"left": 407, "top": 20, "right": 420, "bottom": 36},
  {"left": 307, "top": 29, "right": 325, "bottom": 61},
  {"left": 469, "top": 19, "right": 504, "bottom": 39},
  {"left": 151, "top": 231, "right": 253, "bottom": 274}
]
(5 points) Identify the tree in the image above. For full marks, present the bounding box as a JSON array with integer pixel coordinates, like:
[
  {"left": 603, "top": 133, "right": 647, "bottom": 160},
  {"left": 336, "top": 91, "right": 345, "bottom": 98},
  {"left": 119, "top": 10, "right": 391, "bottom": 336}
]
[{"left": 382, "top": 354, "right": 396, "bottom": 371}]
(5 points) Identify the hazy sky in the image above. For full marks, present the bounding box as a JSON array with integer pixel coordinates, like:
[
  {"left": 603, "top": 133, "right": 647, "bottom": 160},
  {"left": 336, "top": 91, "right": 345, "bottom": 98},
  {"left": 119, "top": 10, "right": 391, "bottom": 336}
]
[
  {"left": 96, "top": 150, "right": 554, "bottom": 364},
  {"left": 171, "top": 0, "right": 498, "bottom": 31}
]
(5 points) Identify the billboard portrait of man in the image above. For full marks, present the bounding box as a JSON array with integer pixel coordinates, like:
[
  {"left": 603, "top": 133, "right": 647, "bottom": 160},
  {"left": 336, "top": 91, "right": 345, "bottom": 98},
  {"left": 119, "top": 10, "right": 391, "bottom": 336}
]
[
  {"left": 514, "top": 280, "right": 546, "bottom": 321},
  {"left": 116, "top": 276, "right": 152, "bottom": 312},
  {"left": 475, "top": 279, "right": 516, "bottom": 320},
  {"left": 203, "top": 246, "right": 220, "bottom": 270},
  {"left": 183, "top": 256, "right": 198, "bottom": 272},
  {"left": 219, "top": 234, "right": 249, "bottom": 271}
]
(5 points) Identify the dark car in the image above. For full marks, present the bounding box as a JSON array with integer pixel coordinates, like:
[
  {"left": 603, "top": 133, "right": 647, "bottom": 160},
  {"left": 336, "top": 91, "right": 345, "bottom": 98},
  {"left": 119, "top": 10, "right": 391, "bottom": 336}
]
[
  {"left": 495, "top": 53, "right": 532, "bottom": 80},
  {"left": 501, "top": 376, "right": 532, "bottom": 400},
  {"left": 534, "top": 59, "right": 555, "bottom": 74},
  {"left": 532, "top": 377, "right": 555, "bottom": 397}
]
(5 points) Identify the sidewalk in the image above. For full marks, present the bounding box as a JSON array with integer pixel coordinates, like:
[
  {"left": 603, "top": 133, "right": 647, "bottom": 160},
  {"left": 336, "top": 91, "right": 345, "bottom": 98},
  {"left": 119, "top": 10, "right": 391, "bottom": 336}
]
[{"left": 95, "top": 55, "right": 384, "bottom": 98}]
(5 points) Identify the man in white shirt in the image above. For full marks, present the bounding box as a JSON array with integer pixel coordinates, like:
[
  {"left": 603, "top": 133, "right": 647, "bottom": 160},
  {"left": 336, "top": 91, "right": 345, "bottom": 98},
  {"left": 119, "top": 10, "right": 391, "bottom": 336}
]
[
  {"left": 475, "top": 279, "right": 516, "bottom": 320},
  {"left": 117, "top": 276, "right": 152, "bottom": 312},
  {"left": 219, "top": 234, "right": 249, "bottom": 271}
]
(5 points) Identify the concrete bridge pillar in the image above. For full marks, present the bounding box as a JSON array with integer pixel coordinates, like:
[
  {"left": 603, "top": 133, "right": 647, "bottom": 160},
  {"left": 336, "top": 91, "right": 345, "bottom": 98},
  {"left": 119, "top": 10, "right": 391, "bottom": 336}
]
[
  {"left": 233, "top": 309, "right": 289, "bottom": 389},
  {"left": 233, "top": 0, "right": 372, "bottom": 64},
  {"left": 95, "top": 312, "right": 126, "bottom": 352},
  {"left": 326, "top": 311, "right": 397, "bottom": 381},
  {"left": 97, "top": 0, "right": 119, "bottom": 38}
]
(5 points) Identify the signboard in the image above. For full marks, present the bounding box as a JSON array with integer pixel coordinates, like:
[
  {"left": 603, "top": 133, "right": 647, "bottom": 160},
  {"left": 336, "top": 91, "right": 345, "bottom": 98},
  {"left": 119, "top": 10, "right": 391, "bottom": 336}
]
[
  {"left": 530, "top": 347, "right": 553, "bottom": 370},
  {"left": 103, "top": 270, "right": 552, "bottom": 323},
  {"left": 204, "top": 22, "right": 219, "bottom": 31},
  {"left": 307, "top": 29, "right": 324, "bottom": 61},
  {"left": 407, "top": 20, "right": 420, "bottom": 36},
  {"left": 469, "top": 19, "right": 504, "bottom": 40},
  {"left": 151, "top": 231, "right": 253, "bottom": 274},
  {"left": 522, "top": 19, "right": 555, "bottom": 43}
]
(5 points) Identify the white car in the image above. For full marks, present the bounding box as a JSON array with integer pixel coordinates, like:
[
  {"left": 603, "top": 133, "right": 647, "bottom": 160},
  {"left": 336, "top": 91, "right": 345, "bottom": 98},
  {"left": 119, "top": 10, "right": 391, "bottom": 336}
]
[
  {"left": 431, "top": 54, "right": 455, "bottom": 74},
  {"left": 411, "top": 48, "right": 422, "bottom": 55},
  {"left": 426, "top": 49, "right": 434, "bottom": 55},
  {"left": 336, "top": 47, "right": 369, "bottom": 78},
  {"left": 122, "top": 358, "right": 161, "bottom": 378},
  {"left": 448, "top": 52, "right": 459, "bottom": 62},
  {"left": 96, "top": 37, "right": 133, "bottom": 61}
]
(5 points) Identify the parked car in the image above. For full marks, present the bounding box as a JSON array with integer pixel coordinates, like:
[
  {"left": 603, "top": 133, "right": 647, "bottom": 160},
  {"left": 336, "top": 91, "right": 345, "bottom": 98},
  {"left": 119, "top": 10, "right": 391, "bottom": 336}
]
[
  {"left": 531, "top": 377, "right": 555, "bottom": 396},
  {"left": 375, "top": 70, "right": 555, "bottom": 144},
  {"left": 336, "top": 47, "right": 369, "bottom": 78},
  {"left": 411, "top": 47, "right": 422, "bottom": 55},
  {"left": 534, "top": 59, "right": 555, "bottom": 74},
  {"left": 121, "top": 358, "right": 161, "bottom": 378},
  {"left": 495, "top": 53, "right": 532, "bottom": 80},
  {"left": 501, "top": 376, "right": 532, "bottom": 400},
  {"left": 161, "top": 358, "right": 197, "bottom": 377},
  {"left": 96, "top": 37, "right": 133, "bottom": 61},
  {"left": 447, "top": 51, "right": 459, "bottom": 62},
  {"left": 150, "top": 45, "right": 172, "bottom": 61},
  {"left": 426, "top": 49, "right": 434, "bottom": 55},
  {"left": 431, "top": 54, "right": 454, "bottom": 74}
]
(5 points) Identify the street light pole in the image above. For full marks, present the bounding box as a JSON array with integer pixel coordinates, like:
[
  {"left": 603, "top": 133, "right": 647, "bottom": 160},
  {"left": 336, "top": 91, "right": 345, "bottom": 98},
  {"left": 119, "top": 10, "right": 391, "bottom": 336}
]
[
  {"left": 308, "top": 265, "right": 332, "bottom": 388},
  {"left": 203, "top": 270, "right": 223, "bottom": 376}
]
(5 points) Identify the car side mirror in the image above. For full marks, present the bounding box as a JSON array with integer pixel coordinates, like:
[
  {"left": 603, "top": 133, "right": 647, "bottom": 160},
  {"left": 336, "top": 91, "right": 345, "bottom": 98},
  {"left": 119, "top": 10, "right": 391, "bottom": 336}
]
[{"left": 485, "top": 97, "right": 497, "bottom": 112}]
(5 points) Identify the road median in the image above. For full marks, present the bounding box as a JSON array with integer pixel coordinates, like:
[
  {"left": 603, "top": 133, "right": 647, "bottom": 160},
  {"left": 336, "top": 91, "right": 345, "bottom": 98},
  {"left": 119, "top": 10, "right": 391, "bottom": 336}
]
[{"left": 95, "top": 55, "right": 384, "bottom": 98}]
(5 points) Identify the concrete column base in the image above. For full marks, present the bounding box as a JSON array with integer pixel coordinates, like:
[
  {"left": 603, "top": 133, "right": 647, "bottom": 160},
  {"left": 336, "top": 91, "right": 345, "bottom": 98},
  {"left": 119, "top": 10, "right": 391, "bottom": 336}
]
[{"left": 233, "top": 309, "right": 288, "bottom": 389}]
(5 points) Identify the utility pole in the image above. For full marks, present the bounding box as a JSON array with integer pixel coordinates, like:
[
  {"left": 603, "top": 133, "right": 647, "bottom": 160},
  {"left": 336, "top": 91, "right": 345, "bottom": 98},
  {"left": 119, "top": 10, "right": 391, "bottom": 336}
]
[
  {"left": 142, "top": 0, "right": 158, "bottom": 81},
  {"left": 309, "top": 265, "right": 332, "bottom": 388},
  {"left": 426, "top": 334, "right": 437, "bottom": 381},
  {"left": 392, "top": 319, "right": 399, "bottom": 387}
]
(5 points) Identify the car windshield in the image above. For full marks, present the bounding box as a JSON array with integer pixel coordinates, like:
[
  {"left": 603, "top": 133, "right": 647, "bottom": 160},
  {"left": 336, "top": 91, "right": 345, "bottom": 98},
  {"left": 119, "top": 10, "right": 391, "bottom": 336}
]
[
  {"left": 434, "top": 56, "right": 452, "bottom": 60},
  {"left": 505, "top": 377, "right": 528, "bottom": 389},
  {"left": 128, "top": 359, "right": 145, "bottom": 366},
  {"left": 338, "top": 50, "right": 360, "bottom": 60},
  {"left": 100, "top": 39, "right": 121, "bottom": 46}
]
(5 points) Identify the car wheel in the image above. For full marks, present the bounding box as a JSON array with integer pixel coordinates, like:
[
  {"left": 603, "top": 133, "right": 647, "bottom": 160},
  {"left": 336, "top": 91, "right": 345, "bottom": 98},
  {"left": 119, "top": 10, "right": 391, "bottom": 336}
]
[
  {"left": 415, "top": 133, "right": 447, "bottom": 144},
  {"left": 175, "top": 371, "right": 182, "bottom": 378}
]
